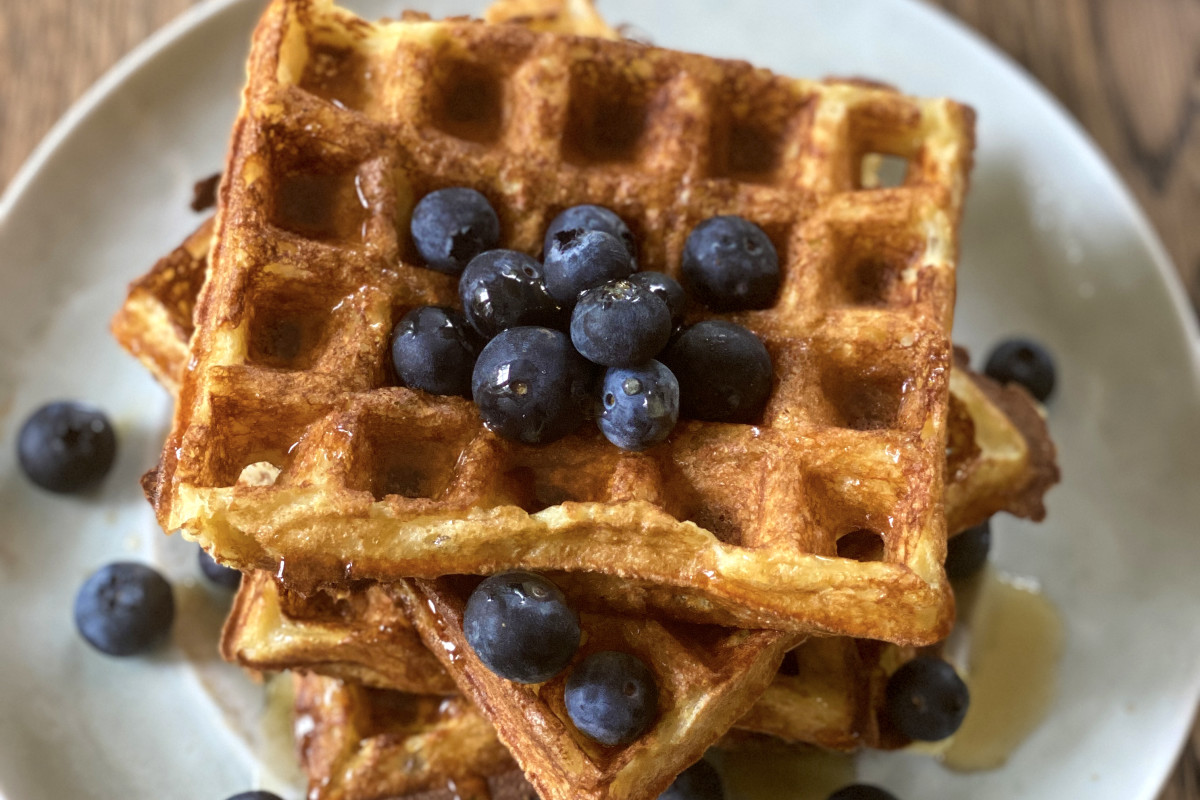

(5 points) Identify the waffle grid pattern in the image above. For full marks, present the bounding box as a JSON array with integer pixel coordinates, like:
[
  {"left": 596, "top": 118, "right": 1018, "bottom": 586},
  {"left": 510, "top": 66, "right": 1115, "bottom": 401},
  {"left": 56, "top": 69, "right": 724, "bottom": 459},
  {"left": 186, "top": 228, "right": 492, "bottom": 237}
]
[
  {"left": 153, "top": 0, "right": 976, "bottom": 642},
  {"left": 116, "top": 211, "right": 1055, "bottom": 800}
]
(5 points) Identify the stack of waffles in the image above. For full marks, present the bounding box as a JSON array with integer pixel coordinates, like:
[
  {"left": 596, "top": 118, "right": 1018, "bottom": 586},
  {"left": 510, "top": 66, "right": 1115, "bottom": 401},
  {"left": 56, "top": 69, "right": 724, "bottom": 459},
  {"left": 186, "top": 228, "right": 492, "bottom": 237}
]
[{"left": 110, "top": 1, "right": 1059, "bottom": 798}]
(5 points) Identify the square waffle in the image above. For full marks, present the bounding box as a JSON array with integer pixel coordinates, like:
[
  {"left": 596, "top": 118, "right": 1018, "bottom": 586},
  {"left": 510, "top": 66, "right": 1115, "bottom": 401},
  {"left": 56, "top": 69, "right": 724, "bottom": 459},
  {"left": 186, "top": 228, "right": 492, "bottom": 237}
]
[
  {"left": 112, "top": 215, "right": 1057, "bottom": 781},
  {"left": 145, "top": 0, "right": 977, "bottom": 644}
]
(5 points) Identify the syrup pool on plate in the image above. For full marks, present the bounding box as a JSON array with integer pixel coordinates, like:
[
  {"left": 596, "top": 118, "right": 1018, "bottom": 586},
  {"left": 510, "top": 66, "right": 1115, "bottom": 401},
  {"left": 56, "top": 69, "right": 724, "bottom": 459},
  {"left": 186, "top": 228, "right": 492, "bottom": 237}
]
[
  {"left": 717, "top": 565, "right": 1063, "bottom": 798},
  {"left": 940, "top": 566, "right": 1064, "bottom": 771}
]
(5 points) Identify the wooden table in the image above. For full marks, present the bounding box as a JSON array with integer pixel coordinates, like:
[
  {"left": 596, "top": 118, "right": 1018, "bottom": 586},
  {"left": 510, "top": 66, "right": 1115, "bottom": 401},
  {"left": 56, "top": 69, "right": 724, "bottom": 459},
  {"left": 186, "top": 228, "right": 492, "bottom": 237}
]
[{"left": 1, "top": 0, "right": 1197, "bottom": 796}]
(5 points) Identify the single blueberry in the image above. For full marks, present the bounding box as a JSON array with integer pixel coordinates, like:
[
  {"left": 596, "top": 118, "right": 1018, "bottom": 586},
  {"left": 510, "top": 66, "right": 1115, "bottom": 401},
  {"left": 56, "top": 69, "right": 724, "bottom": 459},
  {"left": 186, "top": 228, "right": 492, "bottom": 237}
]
[
  {"left": 827, "top": 785, "right": 899, "bottom": 800},
  {"left": 565, "top": 650, "right": 658, "bottom": 746},
  {"left": 459, "top": 250, "right": 563, "bottom": 339},
  {"left": 543, "top": 229, "right": 635, "bottom": 307},
  {"left": 884, "top": 656, "right": 970, "bottom": 741},
  {"left": 472, "top": 327, "right": 593, "bottom": 444},
  {"left": 463, "top": 571, "right": 581, "bottom": 684},
  {"left": 944, "top": 519, "right": 991, "bottom": 580},
  {"left": 390, "top": 306, "right": 479, "bottom": 396},
  {"left": 571, "top": 280, "right": 672, "bottom": 367},
  {"left": 628, "top": 271, "right": 686, "bottom": 329},
  {"left": 17, "top": 401, "right": 117, "bottom": 493},
  {"left": 661, "top": 321, "right": 773, "bottom": 423},
  {"left": 681, "top": 215, "right": 779, "bottom": 310},
  {"left": 543, "top": 204, "right": 637, "bottom": 264},
  {"left": 410, "top": 187, "right": 500, "bottom": 275},
  {"left": 225, "top": 793, "right": 286, "bottom": 800},
  {"left": 599, "top": 362, "right": 679, "bottom": 451},
  {"left": 74, "top": 562, "right": 175, "bottom": 656},
  {"left": 984, "top": 338, "right": 1056, "bottom": 402},
  {"left": 658, "top": 758, "right": 724, "bottom": 800},
  {"left": 198, "top": 547, "right": 242, "bottom": 590}
]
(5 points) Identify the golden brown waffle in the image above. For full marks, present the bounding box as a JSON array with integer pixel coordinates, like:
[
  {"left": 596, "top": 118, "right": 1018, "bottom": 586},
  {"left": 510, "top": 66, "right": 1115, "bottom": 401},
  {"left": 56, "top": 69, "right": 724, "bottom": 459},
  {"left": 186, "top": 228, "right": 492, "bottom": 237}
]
[
  {"left": 115, "top": 220, "right": 1056, "bottom": 562},
  {"left": 113, "top": 211, "right": 1056, "bottom": 796},
  {"left": 223, "top": 572, "right": 455, "bottom": 695},
  {"left": 292, "top": 672, "right": 526, "bottom": 800},
  {"left": 147, "top": 0, "right": 976, "bottom": 644}
]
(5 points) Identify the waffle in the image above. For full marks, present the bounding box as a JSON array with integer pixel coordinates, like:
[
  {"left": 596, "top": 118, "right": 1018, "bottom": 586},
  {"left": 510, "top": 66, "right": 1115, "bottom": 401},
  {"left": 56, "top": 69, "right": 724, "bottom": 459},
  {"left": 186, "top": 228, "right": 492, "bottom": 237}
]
[
  {"left": 145, "top": 0, "right": 975, "bottom": 645},
  {"left": 292, "top": 672, "right": 528, "bottom": 800},
  {"left": 115, "top": 198, "right": 1057, "bottom": 798}
]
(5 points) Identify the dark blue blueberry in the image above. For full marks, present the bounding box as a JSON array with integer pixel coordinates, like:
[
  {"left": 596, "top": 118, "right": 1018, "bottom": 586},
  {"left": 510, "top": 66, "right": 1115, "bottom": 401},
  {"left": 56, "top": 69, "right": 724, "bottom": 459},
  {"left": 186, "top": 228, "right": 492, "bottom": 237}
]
[
  {"left": 471, "top": 327, "right": 593, "bottom": 444},
  {"left": 828, "top": 785, "right": 899, "bottom": 800},
  {"left": 944, "top": 519, "right": 991, "bottom": 580},
  {"left": 225, "top": 793, "right": 285, "bottom": 800},
  {"left": 565, "top": 650, "right": 658, "bottom": 746},
  {"left": 884, "top": 656, "right": 969, "bottom": 741},
  {"left": 74, "top": 562, "right": 174, "bottom": 656},
  {"left": 543, "top": 204, "right": 637, "bottom": 264},
  {"left": 543, "top": 229, "right": 635, "bottom": 307},
  {"left": 463, "top": 571, "right": 581, "bottom": 684},
  {"left": 628, "top": 271, "right": 686, "bottom": 329},
  {"left": 390, "top": 306, "right": 479, "bottom": 396},
  {"left": 682, "top": 215, "right": 779, "bottom": 310},
  {"left": 458, "top": 250, "right": 563, "bottom": 339},
  {"left": 984, "top": 338, "right": 1056, "bottom": 402},
  {"left": 17, "top": 401, "right": 117, "bottom": 493},
  {"left": 571, "top": 280, "right": 672, "bottom": 367},
  {"left": 661, "top": 321, "right": 773, "bottom": 423},
  {"left": 198, "top": 547, "right": 242, "bottom": 590},
  {"left": 410, "top": 187, "right": 500, "bottom": 275},
  {"left": 658, "top": 758, "right": 724, "bottom": 800},
  {"left": 599, "top": 362, "right": 679, "bottom": 451}
]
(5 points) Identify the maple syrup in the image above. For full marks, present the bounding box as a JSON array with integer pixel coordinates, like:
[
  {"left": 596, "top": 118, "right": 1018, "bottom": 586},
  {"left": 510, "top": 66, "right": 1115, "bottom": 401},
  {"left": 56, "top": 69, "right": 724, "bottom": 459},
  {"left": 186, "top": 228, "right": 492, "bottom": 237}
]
[{"left": 940, "top": 567, "right": 1064, "bottom": 771}]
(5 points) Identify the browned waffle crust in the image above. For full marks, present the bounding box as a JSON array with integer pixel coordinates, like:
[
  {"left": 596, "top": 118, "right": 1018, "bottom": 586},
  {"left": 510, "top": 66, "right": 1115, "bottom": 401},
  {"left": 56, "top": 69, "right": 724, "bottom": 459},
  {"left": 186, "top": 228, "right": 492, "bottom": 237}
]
[
  {"left": 147, "top": 0, "right": 976, "bottom": 645},
  {"left": 293, "top": 672, "right": 524, "bottom": 800},
  {"left": 114, "top": 217, "right": 1057, "bottom": 789}
]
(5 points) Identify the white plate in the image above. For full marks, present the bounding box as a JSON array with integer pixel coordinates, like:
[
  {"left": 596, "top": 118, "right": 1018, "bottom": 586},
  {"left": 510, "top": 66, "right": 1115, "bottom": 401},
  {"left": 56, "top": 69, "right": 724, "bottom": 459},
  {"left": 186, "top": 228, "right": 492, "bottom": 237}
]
[{"left": 3, "top": 1, "right": 1200, "bottom": 798}]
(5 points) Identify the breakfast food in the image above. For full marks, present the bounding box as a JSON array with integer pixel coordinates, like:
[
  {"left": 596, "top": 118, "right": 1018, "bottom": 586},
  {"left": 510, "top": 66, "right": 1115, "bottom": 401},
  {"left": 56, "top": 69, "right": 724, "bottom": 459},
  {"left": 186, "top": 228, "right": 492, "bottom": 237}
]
[
  {"left": 984, "top": 337, "right": 1057, "bottom": 402},
  {"left": 142, "top": 0, "right": 976, "bottom": 648},
  {"left": 100, "top": 0, "right": 1064, "bottom": 797},
  {"left": 111, "top": 211, "right": 1057, "bottom": 798},
  {"left": 16, "top": 401, "right": 117, "bottom": 493}
]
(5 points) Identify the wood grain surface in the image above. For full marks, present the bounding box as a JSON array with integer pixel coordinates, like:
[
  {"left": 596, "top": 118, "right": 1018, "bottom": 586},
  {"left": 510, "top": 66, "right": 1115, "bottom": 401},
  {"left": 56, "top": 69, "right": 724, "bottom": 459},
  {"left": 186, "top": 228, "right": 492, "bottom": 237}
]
[{"left": 1, "top": 0, "right": 1197, "bottom": 796}]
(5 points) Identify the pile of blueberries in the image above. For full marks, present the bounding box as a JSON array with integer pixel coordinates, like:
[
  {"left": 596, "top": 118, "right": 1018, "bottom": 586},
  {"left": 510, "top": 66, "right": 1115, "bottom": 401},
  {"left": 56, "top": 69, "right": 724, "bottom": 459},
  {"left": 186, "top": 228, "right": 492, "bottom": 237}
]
[
  {"left": 397, "top": 188, "right": 780, "bottom": 450},
  {"left": 462, "top": 570, "right": 658, "bottom": 747}
]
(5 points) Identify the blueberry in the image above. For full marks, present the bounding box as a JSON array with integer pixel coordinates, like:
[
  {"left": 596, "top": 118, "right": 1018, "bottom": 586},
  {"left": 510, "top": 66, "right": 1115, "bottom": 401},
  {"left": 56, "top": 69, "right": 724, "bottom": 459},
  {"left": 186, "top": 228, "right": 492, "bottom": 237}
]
[
  {"left": 944, "top": 520, "right": 991, "bottom": 580},
  {"left": 543, "top": 229, "right": 636, "bottom": 307},
  {"left": 543, "top": 204, "right": 636, "bottom": 264},
  {"left": 198, "top": 547, "right": 242, "bottom": 590},
  {"left": 17, "top": 401, "right": 117, "bottom": 493},
  {"left": 74, "top": 562, "right": 175, "bottom": 656},
  {"left": 472, "top": 327, "right": 593, "bottom": 444},
  {"left": 225, "top": 793, "right": 285, "bottom": 800},
  {"left": 628, "top": 271, "right": 686, "bottom": 329},
  {"left": 828, "top": 785, "right": 899, "bottom": 800},
  {"left": 390, "top": 306, "right": 479, "bottom": 396},
  {"left": 410, "top": 187, "right": 500, "bottom": 275},
  {"left": 661, "top": 321, "right": 773, "bottom": 423},
  {"left": 463, "top": 571, "right": 581, "bottom": 683},
  {"left": 884, "top": 656, "right": 969, "bottom": 741},
  {"left": 599, "top": 362, "right": 679, "bottom": 451},
  {"left": 565, "top": 650, "right": 658, "bottom": 745},
  {"left": 571, "top": 280, "right": 672, "bottom": 367},
  {"left": 984, "top": 338, "right": 1056, "bottom": 402},
  {"left": 658, "top": 758, "right": 724, "bottom": 800},
  {"left": 459, "top": 250, "right": 562, "bottom": 339},
  {"left": 682, "top": 215, "right": 779, "bottom": 310}
]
